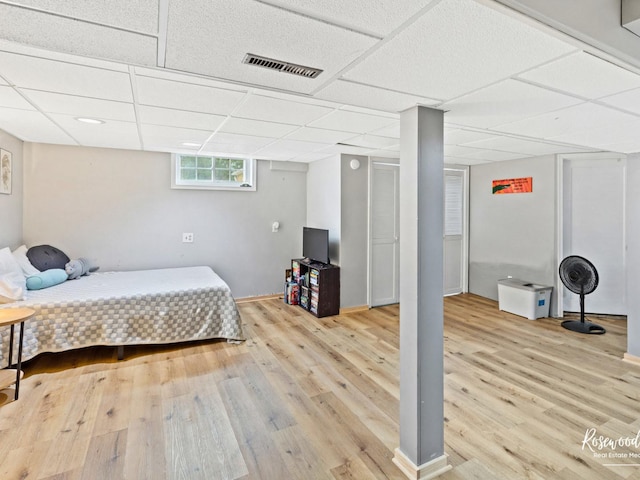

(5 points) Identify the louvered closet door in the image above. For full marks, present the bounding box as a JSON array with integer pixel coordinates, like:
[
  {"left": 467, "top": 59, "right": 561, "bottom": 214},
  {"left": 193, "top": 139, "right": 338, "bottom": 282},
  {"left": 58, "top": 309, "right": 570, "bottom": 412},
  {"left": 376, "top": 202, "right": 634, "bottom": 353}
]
[{"left": 444, "top": 170, "right": 464, "bottom": 296}]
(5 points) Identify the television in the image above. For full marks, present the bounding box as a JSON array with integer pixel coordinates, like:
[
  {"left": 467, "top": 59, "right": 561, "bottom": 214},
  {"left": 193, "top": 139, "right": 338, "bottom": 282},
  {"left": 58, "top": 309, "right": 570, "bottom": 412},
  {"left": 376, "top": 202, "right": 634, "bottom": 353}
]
[{"left": 303, "top": 227, "right": 330, "bottom": 264}]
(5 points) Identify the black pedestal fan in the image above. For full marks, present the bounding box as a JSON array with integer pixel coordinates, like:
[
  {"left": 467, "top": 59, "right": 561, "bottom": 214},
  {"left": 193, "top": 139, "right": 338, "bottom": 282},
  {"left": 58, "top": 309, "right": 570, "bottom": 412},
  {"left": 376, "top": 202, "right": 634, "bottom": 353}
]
[{"left": 559, "top": 255, "right": 606, "bottom": 334}]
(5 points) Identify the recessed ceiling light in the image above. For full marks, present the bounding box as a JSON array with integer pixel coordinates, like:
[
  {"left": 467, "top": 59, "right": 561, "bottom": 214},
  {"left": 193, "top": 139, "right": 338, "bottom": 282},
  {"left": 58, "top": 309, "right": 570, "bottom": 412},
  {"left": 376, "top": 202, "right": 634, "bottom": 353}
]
[
  {"left": 181, "top": 142, "right": 201, "bottom": 147},
  {"left": 75, "top": 117, "right": 105, "bottom": 124}
]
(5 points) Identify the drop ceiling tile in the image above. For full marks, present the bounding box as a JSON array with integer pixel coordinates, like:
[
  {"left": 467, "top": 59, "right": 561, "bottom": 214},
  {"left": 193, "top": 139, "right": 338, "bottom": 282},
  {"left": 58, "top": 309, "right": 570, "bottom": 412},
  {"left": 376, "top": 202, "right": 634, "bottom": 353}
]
[
  {"left": 549, "top": 118, "right": 640, "bottom": 148},
  {"left": 517, "top": 52, "right": 640, "bottom": 100},
  {"left": 198, "top": 147, "right": 247, "bottom": 157},
  {"left": 340, "top": 104, "right": 399, "bottom": 118},
  {"left": 343, "top": 0, "right": 576, "bottom": 99},
  {"left": 444, "top": 128, "right": 496, "bottom": 145},
  {"left": 309, "top": 110, "right": 397, "bottom": 133},
  {"left": 315, "top": 79, "right": 439, "bottom": 113},
  {"left": 288, "top": 152, "right": 334, "bottom": 163},
  {"left": 0, "top": 5, "right": 157, "bottom": 66},
  {"left": 445, "top": 156, "right": 490, "bottom": 166},
  {"left": 463, "top": 136, "right": 589, "bottom": 155},
  {"left": 255, "top": 139, "right": 332, "bottom": 160},
  {"left": 0, "top": 109, "right": 74, "bottom": 143},
  {"left": 445, "top": 145, "right": 487, "bottom": 157},
  {"left": 164, "top": 0, "right": 377, "bottom": 95},
  {"left": 22, "top": 90, "right": 135, "bottom": 121},
  {"left": 0, "top": 86, "right": 34, "bottom": 110},
  {"left": 318, "top": 144, "right": 374, "bottom": 155},
  {"left": 220, "top": 117, "right": 299, "bottom": 138},
  {"left": 233, "top": 95, "right": 334, "bottom": 125},
  {"left": 285, "top": 127, "right": 354, "bottom": 144},
  {"left": 141, "top": 125, "right": 214, "bottom": 151},
  {"left": 203, "top": 133, "right": 275, "bottom": 156},
  {"left": 138, "top": 105, "right": 226, "bottom": 131},
  {"left": 260, "top": 0, "right": 435, "bottom": 37},
  {"left": 50, "top": 114, "right": 140, "bottom": 150},
  {"left": 136, "top": 76, "right": 247, "bottom": 115},
  {"left": 496, "top": 102, "right": 639, "bottom": 139},
  {"left": 135, "top": 68, "right": 249, "bottom": 92},
  {"left": 442, "top": 79, "right": 583, "bottom": 128},
  {"left": 0, "top": 39, "right": 131, "bottom": 72},
  {"left": 341, "top": 134, "right": 399, "bottom": 149},
  {"left": 256, "top": 88, "right": 341, "bottom": 109},
  {"left": 458, "top": 149, "right": 530, "bottom": 162},
  {"left": 599, "top": 139, "right": 640, "bottom": 154},
  {"left": 10, "top": 0, "right": 160, "bottom": 33},
  {"left": 0, "top": 51, "right": 133, "bottom": 101},
  {"left": 199, "top": 147, "right": 258, "bottom": 157},
  {"left": 599, "top": 87, "right": 640, "bottom": 115},
  {"left": 369, "top": 122, "right": 400, "bottom": 138},
  {"left": 153, "top": 146, "right": 202, "bottom": 155}
]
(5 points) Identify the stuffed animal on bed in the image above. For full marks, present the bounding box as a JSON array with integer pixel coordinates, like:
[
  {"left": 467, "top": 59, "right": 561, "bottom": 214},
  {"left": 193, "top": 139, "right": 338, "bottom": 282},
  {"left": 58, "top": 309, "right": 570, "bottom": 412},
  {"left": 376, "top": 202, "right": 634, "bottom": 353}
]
[{"left": 65, "top": 258, "right": 99, "bottom": 280}]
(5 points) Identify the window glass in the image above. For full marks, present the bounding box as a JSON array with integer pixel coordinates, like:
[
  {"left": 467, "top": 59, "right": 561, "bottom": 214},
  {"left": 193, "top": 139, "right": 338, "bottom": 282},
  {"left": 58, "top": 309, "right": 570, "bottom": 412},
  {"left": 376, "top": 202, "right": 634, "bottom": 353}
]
[{"left": 172, "top": 154, "right": 256, "bottom": 191}]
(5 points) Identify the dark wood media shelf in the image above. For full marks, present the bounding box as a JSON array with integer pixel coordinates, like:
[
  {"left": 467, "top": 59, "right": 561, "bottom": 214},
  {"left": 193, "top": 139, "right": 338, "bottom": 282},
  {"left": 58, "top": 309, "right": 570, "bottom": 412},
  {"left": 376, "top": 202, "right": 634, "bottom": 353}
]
[{"left": 291, "top": 258, "right": 340, "bottom": 318}]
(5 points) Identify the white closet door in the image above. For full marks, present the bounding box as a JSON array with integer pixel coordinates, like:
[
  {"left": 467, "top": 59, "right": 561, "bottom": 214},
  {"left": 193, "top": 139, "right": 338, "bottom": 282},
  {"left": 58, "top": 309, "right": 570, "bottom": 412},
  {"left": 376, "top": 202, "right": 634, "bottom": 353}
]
[{"left": 370, "top": 163, "right": 400, "bottom": 306}]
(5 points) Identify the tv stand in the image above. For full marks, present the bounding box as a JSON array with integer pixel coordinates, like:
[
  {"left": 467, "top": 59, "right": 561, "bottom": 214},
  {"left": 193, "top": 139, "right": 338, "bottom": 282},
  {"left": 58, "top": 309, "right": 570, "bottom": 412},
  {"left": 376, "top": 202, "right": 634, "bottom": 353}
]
[{"left": 291, "top": 258, "right": 340, "bottom": 317}]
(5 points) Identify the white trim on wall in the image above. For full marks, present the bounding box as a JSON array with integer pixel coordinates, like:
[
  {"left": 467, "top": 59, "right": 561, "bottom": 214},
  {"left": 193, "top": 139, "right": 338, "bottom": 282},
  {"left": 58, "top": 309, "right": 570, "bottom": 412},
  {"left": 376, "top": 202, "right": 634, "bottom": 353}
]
[{"left": 555, "top": 154, "right": 564, "bottom": 318}]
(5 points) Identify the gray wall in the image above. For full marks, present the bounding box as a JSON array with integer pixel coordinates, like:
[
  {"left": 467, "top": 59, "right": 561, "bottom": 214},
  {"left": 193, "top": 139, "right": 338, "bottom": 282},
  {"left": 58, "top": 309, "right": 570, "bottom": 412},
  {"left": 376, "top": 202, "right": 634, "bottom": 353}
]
[
  {"left": 469, "top": 155, "right": 559, "bottom": 313},
  {"left": 22, "top": 143, "right": 306, "bottom": 298},
  {"left": 626, "top": 154, "right": 640, "bottom": 357},
  {"left": 340, "top": 155, "right": 369, "bottom": 308},
  {"left": 306, "top": 154, "right": 370, "bottom": 308},
  {"left": 0, "top": 129, "right": 23, "bottom": 249},
  {"left": 306, "top": 155, "right": 341, "bottom": 264}
]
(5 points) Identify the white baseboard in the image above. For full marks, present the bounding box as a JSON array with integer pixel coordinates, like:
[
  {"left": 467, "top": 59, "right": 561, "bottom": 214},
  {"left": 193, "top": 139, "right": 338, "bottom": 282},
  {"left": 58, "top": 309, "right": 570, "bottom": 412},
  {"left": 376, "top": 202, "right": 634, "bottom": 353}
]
[
  {"left": 623, "top": 352, "right": 640, "bottom": 366},
  {"left": 392, "top": 448, "right": 451, "bottom": 479},
  {"left": 339, "top": 305, "right": 369, "bottom": 314},
  {"left": 235, "top": 294, "right": 282, "bottom": 304}
]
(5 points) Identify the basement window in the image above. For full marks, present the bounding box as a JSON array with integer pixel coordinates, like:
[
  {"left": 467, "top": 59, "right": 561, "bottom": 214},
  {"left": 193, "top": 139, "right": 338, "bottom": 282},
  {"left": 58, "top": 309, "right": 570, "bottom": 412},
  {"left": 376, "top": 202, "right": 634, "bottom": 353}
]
[{"left": 172, "top": 154, "right": 256, "bottom": 191}]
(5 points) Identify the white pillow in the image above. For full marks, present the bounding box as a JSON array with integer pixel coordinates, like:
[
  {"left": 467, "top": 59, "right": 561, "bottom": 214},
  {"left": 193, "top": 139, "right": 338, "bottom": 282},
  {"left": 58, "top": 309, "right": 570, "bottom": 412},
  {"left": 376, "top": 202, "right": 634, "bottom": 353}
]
[
  {"left": 12, "top": 245, "right": 40, "bottom": 277},
  {"left": 0, "top": 247, "right": 26, "bottom": 303}
]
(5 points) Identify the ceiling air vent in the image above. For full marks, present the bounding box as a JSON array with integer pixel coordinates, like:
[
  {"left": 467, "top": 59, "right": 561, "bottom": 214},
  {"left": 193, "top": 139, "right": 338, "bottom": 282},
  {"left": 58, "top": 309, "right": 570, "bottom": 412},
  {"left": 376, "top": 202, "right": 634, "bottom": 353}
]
[{"left": 242, "top": 53, "right": 323, "bottom": 78}]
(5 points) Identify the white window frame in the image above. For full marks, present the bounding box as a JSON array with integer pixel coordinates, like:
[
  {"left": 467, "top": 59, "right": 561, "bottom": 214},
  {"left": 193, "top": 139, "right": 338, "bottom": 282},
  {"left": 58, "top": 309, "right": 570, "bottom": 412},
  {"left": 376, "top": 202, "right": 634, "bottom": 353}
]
[{"left": 171, "top": 154, "right": 257, "bottom": 191}]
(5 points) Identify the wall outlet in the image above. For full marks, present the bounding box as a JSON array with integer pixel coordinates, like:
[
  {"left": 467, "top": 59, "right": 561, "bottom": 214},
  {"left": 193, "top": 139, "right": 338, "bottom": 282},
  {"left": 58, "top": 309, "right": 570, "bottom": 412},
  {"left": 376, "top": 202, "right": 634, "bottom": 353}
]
[{"left": 182, "top": 232, "right": 194, "bottom": 243}]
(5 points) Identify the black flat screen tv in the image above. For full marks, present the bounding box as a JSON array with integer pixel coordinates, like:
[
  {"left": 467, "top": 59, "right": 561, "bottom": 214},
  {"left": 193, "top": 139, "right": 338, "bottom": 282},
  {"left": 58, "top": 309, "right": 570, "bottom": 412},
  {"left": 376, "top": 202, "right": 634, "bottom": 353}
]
[{"left": 303, "top": 227, "right": 330, "bottom": 264}]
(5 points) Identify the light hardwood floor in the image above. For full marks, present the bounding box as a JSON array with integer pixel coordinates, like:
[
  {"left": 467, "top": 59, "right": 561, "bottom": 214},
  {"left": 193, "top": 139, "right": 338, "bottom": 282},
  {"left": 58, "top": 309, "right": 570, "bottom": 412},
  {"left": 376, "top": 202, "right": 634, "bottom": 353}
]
[{"left": 0, "top": 294, "right": 637, "bottom": 479}]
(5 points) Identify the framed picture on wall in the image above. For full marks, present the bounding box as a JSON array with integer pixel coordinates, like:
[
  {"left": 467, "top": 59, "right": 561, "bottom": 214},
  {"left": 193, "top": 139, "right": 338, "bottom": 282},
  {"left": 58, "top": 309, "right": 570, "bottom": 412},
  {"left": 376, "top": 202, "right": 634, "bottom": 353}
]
[{"left": 0, "top": 149, "right": 11, "bottom": 195}]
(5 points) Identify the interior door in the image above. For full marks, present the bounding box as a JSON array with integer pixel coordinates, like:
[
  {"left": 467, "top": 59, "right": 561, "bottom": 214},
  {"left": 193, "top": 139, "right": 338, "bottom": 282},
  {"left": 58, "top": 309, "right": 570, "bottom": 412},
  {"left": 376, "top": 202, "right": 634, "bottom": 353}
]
[
  {"left": 370, "top": 162, "right": 400, "bottom": 306},
  {"left": 444, "top": 168, "right": 466, "bottom": 296},
  {"left": 562, "top": 157, "right": 626, "bottom": 315}
]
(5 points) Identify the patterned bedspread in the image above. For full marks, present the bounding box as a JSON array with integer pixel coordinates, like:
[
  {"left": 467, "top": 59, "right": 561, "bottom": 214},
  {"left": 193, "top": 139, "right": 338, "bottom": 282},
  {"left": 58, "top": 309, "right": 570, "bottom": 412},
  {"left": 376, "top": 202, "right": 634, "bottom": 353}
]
[{"left": 0, "top": 266, "right": 243, "bottom": 364}]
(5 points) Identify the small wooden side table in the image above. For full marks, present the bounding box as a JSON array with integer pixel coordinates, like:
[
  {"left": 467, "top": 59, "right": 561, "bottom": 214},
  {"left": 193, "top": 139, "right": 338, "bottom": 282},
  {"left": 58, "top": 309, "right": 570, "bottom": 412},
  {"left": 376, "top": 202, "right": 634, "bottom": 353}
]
[{"left": 0, "top": 307, "right": 35, "bottom": 400}]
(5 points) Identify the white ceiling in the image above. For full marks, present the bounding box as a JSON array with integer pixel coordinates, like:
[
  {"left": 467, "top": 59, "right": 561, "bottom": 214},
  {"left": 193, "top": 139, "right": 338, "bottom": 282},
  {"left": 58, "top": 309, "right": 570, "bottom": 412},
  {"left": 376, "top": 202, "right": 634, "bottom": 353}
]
[{"left": 1, "top": 0, "right": 640, "bottom": 164}]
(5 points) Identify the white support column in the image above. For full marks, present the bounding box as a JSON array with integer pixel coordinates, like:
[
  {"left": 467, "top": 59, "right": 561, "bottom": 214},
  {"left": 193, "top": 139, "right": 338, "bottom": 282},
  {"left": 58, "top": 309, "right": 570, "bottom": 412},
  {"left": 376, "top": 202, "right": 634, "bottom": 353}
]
[{"left": 393, "top": 106, "right": 450, "bottom": 479}]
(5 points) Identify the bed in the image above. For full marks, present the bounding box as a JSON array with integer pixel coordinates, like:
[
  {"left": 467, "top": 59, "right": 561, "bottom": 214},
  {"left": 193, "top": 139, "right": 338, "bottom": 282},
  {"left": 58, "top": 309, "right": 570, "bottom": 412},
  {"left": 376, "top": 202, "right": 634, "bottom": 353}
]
[{"left": 0, "top": 266, "right": 243, "bottom": 364}]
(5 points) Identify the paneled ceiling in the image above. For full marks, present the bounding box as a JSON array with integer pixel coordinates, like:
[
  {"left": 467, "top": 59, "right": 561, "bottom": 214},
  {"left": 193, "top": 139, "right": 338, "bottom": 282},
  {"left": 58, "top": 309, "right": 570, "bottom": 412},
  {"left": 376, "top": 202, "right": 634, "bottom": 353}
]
[{"left": 0, "top": 0, "right": 640, "bottom": 164}]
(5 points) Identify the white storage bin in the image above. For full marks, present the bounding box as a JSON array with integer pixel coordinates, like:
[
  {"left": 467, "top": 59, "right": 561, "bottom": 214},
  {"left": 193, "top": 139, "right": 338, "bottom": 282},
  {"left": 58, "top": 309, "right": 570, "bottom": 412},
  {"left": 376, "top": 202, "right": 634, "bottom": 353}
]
[{"left": 497, "top": 278, "right": 552, "bottom": 320}]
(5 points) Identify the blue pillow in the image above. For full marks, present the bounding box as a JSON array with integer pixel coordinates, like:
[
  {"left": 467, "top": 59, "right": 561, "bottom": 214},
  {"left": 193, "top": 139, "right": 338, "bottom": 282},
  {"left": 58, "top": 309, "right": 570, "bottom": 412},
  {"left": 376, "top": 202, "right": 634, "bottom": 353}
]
[{"left": 26, "top": 269, "right": 68, "bottom": 290}]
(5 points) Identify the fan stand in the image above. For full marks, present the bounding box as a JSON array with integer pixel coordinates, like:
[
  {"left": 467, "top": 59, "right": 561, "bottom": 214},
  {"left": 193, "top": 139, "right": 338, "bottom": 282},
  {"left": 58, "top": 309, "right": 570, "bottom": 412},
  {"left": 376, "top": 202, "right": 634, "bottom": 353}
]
[{"left": 561, "top": 286, "right": 606, "bottom": 335}]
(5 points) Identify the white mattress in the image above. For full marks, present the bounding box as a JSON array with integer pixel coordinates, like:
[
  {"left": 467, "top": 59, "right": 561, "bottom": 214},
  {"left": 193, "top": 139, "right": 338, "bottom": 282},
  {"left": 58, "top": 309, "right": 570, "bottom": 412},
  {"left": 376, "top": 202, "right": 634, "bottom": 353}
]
[{"left": 0, "top": 266, "right": 243, "bottom": 363}]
